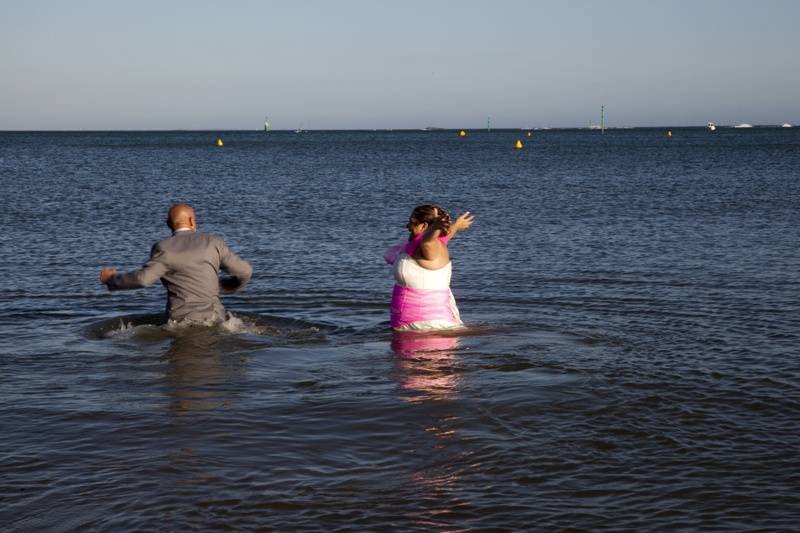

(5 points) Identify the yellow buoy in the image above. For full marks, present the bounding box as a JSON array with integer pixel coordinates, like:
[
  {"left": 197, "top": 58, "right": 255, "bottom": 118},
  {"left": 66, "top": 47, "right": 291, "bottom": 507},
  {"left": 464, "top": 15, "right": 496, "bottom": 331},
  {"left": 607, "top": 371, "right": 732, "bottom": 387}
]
[
  {"left": 666, "top": 130, "right": 672, "bottom": 137},
  {"left": 515, "top": 139, "right": 523, "bottom": 149},
  {"left": 459, "top": 130, "right": 466, "bottom": 137},
  {"left": 216, "top": 138, "right": 224, "bottom": 147}
]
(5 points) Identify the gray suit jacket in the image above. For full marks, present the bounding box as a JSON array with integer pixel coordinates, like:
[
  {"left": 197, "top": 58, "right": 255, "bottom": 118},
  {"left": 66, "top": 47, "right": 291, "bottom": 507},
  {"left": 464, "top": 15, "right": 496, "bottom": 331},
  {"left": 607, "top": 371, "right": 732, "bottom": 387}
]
[{"left": 106, "top": 230, "right": 252, "bottom": 322}]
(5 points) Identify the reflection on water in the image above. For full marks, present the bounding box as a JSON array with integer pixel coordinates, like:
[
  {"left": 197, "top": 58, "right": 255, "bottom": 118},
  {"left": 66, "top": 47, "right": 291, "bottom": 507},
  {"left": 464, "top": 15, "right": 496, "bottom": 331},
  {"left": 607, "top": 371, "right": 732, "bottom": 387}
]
[
  {"left": 392, "top": 331, "right": 469, "bottom": 528},
  {"left": 391, "top": 331, "right": 462, "bottom": 402},
  {"left": 85, "top": 312, "right": 330, "bottom": 417},
  {"left": 162, "top": 328, "right": 246, "bottom": 415}
]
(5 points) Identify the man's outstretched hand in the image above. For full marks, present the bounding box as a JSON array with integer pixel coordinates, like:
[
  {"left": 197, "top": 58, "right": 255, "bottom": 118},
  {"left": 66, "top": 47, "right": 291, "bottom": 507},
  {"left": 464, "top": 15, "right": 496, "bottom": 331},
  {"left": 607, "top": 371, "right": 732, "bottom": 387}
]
[{"left": 100, "top": 267, "right": 116, "bottom": 284}]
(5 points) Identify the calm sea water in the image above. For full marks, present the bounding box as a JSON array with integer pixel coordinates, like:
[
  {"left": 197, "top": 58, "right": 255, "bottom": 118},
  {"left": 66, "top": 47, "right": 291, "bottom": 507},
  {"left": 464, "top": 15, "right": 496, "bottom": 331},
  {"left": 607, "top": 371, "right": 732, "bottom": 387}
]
[{"left": 1, "top": 128, "right": 799, "bottom": 530}]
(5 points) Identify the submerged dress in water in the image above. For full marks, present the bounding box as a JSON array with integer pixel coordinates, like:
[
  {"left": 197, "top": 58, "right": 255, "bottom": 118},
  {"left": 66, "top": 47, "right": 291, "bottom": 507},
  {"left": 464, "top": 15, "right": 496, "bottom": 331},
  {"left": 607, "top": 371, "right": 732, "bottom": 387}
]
[{"left": 384, "top": 234, "right": 463, "bottom": 331}]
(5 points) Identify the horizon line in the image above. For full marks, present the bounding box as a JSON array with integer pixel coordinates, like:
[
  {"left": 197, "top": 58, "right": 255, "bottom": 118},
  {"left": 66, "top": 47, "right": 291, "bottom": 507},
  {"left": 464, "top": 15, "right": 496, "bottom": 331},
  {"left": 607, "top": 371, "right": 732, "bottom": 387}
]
[{"left": 0, "top": 123, "right": 795, "bottom": 133}]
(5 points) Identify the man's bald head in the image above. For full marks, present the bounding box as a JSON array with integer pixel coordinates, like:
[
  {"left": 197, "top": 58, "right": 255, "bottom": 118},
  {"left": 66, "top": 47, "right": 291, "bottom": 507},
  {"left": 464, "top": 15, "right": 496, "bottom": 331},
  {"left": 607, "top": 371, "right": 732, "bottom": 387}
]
[{"left": 167, "top": 203, "right": 197, "bottom": 232}]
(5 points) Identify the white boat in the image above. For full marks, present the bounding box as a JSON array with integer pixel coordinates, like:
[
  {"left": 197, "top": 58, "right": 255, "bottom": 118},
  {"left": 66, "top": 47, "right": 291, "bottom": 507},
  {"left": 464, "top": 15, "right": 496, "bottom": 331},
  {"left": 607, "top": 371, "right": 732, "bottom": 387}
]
[
  {"left": 707, "top": 122, "right": 716, "bottom": 131},
  {"left": 734, "top": 123, "right": 753, "bottom": 128},
  {"left": 782, "top": 123, "right": 792, "bottom": 128},
  {"left": 264, "top": 118, "right": 270, "bottom": 132}
]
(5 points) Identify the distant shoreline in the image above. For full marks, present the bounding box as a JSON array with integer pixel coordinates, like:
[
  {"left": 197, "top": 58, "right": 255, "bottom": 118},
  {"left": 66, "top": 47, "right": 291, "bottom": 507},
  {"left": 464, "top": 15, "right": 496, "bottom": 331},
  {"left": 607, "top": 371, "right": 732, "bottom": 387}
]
[{"left": 0, "top": 125, "right": 794, "bottom": 133}]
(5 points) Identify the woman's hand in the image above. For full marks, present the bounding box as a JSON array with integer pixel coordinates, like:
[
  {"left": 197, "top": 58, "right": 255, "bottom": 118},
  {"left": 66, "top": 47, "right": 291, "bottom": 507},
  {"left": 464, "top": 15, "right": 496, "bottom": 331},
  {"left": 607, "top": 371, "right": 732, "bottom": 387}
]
[{"left": 450, "top": 211, "right": 475, "bottom": 236}]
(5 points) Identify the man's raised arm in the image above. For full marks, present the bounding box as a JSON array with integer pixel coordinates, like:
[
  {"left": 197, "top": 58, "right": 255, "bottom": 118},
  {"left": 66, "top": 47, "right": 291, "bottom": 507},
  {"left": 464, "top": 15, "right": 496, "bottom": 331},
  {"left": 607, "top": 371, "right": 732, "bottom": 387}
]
[{"left": 100, "top": 244, "right": 169, "bottom": 290}]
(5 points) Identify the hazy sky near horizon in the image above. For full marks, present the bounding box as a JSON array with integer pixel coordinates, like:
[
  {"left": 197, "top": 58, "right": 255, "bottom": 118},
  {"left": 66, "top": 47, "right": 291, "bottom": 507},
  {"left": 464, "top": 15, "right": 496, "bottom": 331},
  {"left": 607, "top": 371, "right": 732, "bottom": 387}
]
[{"left": 2, "top": 0, "right": 798, "bottom": 130}]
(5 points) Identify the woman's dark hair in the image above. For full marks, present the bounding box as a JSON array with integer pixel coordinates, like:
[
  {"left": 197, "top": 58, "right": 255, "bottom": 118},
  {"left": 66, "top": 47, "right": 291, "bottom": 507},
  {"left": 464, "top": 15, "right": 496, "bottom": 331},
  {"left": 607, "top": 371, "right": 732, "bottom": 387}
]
[{"left": 408, "top": 204, "right": 451, "bottom": 238}]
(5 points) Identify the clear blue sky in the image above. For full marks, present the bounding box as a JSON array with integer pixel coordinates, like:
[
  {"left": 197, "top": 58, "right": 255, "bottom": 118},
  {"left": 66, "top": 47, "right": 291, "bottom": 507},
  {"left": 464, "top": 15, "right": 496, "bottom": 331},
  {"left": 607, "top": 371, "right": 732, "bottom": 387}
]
[{"left": 2, "top": 0, "right": 798, "bottom": 129}]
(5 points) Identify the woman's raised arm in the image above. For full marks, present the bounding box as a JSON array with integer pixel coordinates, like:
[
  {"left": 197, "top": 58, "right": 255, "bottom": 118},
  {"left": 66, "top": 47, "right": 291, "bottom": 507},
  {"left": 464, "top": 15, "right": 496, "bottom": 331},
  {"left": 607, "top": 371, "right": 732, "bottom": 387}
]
[{"left": 447, "top": 211, "right": 475, "bottom": 240}]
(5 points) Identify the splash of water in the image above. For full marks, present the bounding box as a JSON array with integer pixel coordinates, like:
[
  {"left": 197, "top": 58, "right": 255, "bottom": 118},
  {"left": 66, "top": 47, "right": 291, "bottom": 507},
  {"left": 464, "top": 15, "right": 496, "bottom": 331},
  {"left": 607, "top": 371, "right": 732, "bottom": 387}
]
[
  {"left": 90, "top": 310, "right": 327, "bottom": 344},
  {"left": 103, "top": 319, "right": 134, "bottom": 339},
  {"left": 102, "top": 318, "right": 164, "bottom": 340},
  {"left": 99, "top": 312, "right": 282, "bottom": 339}
]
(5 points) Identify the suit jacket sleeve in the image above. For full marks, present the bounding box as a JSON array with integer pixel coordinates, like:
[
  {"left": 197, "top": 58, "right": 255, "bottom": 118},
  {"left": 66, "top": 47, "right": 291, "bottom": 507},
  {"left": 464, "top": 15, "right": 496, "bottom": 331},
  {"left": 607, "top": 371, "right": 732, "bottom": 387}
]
[
  {"left": 106, "top": 243, "right": 170, "bottom": 291},
  {"left": 218, "top": 238, "right": 252, "bottom": 291}
]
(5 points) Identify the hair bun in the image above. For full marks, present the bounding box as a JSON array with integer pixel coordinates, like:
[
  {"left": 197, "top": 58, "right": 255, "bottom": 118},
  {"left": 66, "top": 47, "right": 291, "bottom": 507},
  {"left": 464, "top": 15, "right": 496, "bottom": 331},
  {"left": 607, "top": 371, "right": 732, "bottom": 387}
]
[{"left": 410, "top": 204, "right": 452, "bottom": 233}]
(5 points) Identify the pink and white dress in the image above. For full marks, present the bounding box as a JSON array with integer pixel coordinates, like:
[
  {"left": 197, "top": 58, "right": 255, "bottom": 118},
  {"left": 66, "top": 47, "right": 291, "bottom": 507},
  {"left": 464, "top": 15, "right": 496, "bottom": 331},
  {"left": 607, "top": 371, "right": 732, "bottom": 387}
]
[{"left": 384, "top": 234, "right": 463, "bottom": 331}]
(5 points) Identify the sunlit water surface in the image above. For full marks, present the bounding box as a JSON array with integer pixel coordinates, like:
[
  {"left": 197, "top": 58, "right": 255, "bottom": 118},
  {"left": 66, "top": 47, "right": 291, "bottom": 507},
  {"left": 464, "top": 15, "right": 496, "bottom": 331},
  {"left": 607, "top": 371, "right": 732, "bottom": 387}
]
[{"left": 1, "top": 129, "right": 799, "bottom": 530}]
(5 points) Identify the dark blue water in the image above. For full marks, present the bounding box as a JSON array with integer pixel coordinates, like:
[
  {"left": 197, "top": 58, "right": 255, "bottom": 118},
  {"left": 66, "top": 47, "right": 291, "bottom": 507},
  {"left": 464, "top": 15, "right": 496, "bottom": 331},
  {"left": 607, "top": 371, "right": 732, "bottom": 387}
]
[{"left": 1, "top": 128, "right": 799, "bottom": 530}]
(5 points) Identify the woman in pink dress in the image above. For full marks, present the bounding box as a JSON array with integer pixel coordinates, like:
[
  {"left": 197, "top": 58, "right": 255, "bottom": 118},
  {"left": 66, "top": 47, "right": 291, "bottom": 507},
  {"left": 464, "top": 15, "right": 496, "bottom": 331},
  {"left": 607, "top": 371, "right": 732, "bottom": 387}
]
[{"left": 384, "top": 204, "right": 475, "bottom": 331}]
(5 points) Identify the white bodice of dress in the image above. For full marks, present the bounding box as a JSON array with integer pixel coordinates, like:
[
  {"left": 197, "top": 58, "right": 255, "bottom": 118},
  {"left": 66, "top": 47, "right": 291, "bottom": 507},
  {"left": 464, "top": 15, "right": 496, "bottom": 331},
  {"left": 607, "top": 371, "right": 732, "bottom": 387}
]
[{"left": 393, "top": 254, "right": 452, "bottom": 290}]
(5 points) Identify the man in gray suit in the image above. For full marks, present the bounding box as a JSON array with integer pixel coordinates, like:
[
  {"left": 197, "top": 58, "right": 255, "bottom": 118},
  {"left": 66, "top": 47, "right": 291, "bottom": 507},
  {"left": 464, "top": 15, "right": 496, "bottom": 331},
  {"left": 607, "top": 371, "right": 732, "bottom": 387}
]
[{"left": 100, "top": 203, "right": 252, "bottom": 323}]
